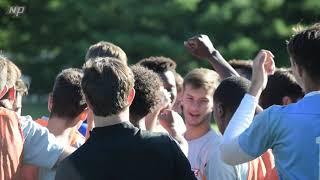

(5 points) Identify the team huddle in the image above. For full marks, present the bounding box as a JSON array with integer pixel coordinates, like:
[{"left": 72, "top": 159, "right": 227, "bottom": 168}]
[{"left": 0, "top": 23, "right": 319, "bottom": 180}]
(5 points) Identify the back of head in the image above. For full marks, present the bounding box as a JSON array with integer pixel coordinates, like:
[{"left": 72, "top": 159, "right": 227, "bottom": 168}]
[
  {"left": 287, "top": 23, "right": 320, "bottom": 82},
  {"left": 82, "top": 57, "right": 134, "bottom": 117},
  {"left": 85, "top": 41, "right": 127, "bottom": 65},
  {"left": 50, "top": 68, "right": 87, "bottom": 120},
  {"left": 129, "top": 65, "right": 162, "bottom": 125},
  {"left": 183, "top": 68, "right": 220, "bottom": 93},
  {"left": 229, "top": 59, "right": 253, "bottom": 80},
  {"left": 137, "top": 56, "right": 176, "bottom": 74},
  {"left": 214, "top": 76, "right": 250, "bottom": 116},
  {"left": 260, "top": 68, "right": 304, "bottom": 109},
  {"left": 0, "top": 56, "right": 22, "bottom": 109},
  {"left": 0, "top": 57, "right": 21, "bottom": 91}
]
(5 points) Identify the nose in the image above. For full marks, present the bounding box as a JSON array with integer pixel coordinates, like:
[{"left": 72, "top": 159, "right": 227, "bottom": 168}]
[{"left": 189, "top": 101, "right": 200, "bottom": 112}]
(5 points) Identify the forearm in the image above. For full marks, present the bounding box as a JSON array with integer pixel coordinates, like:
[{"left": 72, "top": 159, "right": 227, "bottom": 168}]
[
  {"left": 208, "top": 51, "right": 240, "bottom": 79},
  {"left": 220, "top": 94, "right": 258, "bottom": 165},
  {"left": 145, "top": 109, "right": 161, "bottom": 132}
]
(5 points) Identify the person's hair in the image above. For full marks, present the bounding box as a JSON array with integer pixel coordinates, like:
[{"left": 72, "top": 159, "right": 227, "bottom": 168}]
[
  {"left": 137, "top": 56, "right": 176, "bottom": 74},
  {"left": 183, "top": 68, "right": 220, "bottom": 93},
  {"left": 0, "top": 57, "right": 22, "bottom": 109},
  {"left": 0, "top": 56, "right": 21, "bottom": 92},
  {"left": 214, "top": 76, "right": 250, "bottom": 117},
  {"left": 129, "top": 65, "right": 162, "bottom": 125},
  {"left": 287, "top": 23, "right": 320, "bottom": 81},
  {"left": 174, "top": 72, "right": 184, "bottom": 93},
  {"left": 82, "top": 57, "right": 134, "bottom": 117},
  {"left": 260, "top": 68, "right": 304, "bottom": 109},
  {"left": 50, "top": 68, "right": 87, "bottom": 120},
  {"left": 229, "top": 59, "right": 253, "bottom": 80},
  {"left": 85, "top": 41, "right": 127, "bottom": 64},
  {"left": 15, "top": 78, "right": 28, "bottom": 96}
]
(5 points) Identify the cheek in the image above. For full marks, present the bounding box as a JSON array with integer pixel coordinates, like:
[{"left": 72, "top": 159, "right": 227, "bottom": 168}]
[
  {"left": 199, "top": 104, "right": 213, "bottom": 116},
  {"left": 206, "top": 101, "right": 214, "bottom": 112}
]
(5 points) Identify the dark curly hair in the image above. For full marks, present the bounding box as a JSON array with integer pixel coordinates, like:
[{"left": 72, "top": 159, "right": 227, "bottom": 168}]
[
  {"left": 137, "top": 56, "right": 176, "bottom": 74},
  {"left": 129, "top": 65, "right": 162, "bottom": 126}
]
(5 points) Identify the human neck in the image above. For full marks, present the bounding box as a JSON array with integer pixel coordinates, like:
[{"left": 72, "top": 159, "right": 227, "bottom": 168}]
[
  {"left": 299, "top": 69, "right": 320, "bottom": 94},
  {"left": 94, "top": 108, "right": 130, "bottom": 128},
  {"left": 303, "top": 78, "right": 320, "bottom": 94},
  {"left": 184, "top": 122, "right": 210, "bottom": 141},
  {"left": 47, "top": 116, "right": 73, "bottom": 137}
]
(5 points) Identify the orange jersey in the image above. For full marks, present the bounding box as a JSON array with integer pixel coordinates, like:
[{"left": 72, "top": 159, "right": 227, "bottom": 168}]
[
  {"left": 0, "top": 107, "right": 24, "bottom": 180},
  {"left": 247, "top": 149, "right": 278, "bottom": 180}
]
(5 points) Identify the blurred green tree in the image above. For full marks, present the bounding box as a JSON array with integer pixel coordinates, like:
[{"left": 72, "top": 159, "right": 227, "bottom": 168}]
[{"left": 0, "top": 0, "right": 319, "bottom": 93}]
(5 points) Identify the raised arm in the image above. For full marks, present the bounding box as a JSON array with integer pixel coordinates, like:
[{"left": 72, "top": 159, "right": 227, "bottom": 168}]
[
  {"left": 220, "top": 50, "right": 275, "bottom": 165},
  {"left": 184, "top": 34, "right": 239, "bottom": 79}
]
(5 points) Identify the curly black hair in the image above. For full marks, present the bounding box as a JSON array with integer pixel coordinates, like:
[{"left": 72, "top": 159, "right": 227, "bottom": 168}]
[
  {"left": 137, "top": 56, "right": 176, "bottom": 74},
  {"left": 129, "top": 65, "right": 162, "bottom": 126}
]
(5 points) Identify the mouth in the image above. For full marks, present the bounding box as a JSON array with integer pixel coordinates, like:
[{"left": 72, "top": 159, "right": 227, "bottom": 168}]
[{"left": 188, "top": 112, "right": 200, "bottom": 118}]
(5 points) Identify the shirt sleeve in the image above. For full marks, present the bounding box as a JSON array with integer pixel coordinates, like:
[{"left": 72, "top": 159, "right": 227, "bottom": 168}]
[
  {"left": 21, "top": 115, "right": 64, "bottom": 168},
  {"left": 220, "top": 94, "right": 259, "bottom": 165},
  {"left": 238, "top": 108, "right": 275, "bottom": 158}
]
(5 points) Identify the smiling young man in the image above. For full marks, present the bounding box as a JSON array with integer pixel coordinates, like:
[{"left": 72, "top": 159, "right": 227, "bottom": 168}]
[
  {"left": 182, "top": 34, "right": 241, "bottom": 179},
  {"left": 181, "top": 68, "right": 221, "bottom": 179}
]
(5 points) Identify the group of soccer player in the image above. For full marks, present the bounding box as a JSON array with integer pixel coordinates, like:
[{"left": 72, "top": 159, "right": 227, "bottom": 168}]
[{"left": 0, "top": 23, "right": 319, "bottom": 180}]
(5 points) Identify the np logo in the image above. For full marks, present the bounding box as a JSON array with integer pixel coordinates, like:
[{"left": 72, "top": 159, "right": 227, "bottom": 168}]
[{"left": 7, "top": 6, "right": 26, "bottom": 17}]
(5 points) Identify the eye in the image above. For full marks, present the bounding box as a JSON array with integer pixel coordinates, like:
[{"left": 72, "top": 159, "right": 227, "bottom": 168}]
[
  {"left": 199, "top": 99, "right": 209, "bottom": 104},
  {"left": 185, "top": 97, "right": 193, "bottom": 101}
]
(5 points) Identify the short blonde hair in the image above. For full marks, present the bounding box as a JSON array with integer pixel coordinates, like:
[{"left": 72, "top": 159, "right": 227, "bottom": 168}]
[
  {"left": 85, "top": 41, "right": 127, "bottom": 65},
  {"left": 183, "top": 68, "right": 220, "bottom": 93},
  {"left": 0, "top": 56, "right": 21, "bottom": 92}
]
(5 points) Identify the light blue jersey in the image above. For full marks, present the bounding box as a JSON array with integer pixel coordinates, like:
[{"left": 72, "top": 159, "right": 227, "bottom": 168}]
[{"left": 238, "top": 92, "right": 320, "bottom": 179}]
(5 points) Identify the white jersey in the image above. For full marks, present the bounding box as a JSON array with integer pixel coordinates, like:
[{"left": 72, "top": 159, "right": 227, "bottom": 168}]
[
  {"left": 187, "top": 129, "right": 220, "bottom": 180},
  {"left": 206, "top": 136, "right": 248, "bottom": 180}
]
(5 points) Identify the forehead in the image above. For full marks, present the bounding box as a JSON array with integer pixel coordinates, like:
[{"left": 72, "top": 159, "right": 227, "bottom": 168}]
[
  {"left": 183, "top": 84, "right": 213, "bottom": 98},
  {"left": 159, "top": 71, "right": 176, "bottom": 86}
]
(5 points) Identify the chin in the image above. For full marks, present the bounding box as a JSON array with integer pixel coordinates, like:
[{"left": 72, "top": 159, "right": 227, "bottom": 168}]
[{"left": 186, "top": 118, "right": 204, "bottom": 127}]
